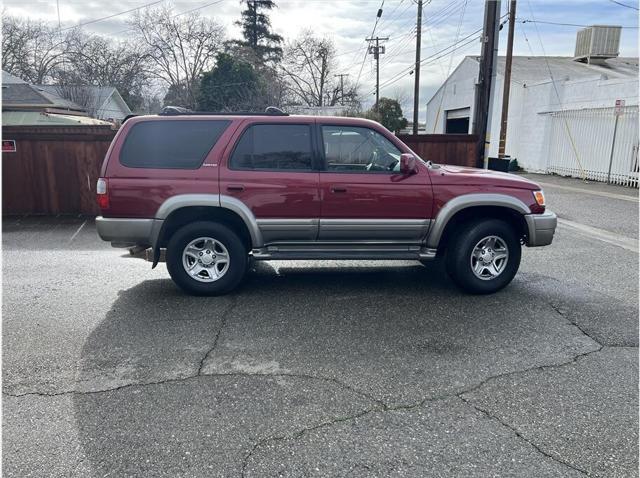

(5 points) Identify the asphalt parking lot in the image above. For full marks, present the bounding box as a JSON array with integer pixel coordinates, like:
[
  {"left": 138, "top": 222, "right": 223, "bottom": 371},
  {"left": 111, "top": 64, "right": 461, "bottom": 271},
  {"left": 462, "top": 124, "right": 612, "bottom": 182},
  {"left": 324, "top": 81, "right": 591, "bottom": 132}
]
[{"left": 3, "top": 173, "right": 638, "bottom": 477}]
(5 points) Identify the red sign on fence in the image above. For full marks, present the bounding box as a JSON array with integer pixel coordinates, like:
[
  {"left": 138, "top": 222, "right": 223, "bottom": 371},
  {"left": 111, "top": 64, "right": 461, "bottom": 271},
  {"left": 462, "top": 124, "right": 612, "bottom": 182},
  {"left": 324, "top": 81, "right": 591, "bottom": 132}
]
[
  {"left": 615, "top": 99, "right": 625, "bottom": 116},
  {"left": 2, "top": 140, "right": 16, "bottom": 153}
]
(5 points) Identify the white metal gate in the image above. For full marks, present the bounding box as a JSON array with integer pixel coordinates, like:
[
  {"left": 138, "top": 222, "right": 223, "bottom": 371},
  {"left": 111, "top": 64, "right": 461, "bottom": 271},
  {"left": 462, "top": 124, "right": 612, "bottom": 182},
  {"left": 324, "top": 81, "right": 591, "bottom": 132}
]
[{"left": 545, "top": 106, "right": 639, "bottom": 187}]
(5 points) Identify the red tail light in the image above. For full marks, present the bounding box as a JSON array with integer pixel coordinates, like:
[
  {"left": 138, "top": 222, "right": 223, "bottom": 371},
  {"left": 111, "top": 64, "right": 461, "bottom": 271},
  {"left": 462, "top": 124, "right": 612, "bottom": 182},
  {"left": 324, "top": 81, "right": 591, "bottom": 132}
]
[{"left": 96, "top": 178, "right": 109, "bottom": 209}]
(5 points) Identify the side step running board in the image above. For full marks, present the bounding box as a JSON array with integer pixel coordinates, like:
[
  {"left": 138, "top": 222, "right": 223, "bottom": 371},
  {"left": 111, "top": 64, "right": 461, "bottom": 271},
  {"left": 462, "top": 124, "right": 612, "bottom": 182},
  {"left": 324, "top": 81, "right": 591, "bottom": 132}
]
[
  {"left": 140, "top": 247, "right": 437, "bottom": 263},
  {"left": 252, "top": 246, "right": 437, "bottom": 261}
]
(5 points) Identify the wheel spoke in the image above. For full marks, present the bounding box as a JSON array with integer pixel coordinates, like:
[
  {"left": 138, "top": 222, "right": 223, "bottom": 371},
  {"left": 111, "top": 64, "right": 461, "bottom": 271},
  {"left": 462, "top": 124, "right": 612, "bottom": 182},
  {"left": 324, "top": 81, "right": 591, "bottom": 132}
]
[
  {"left": 215, "top": 252, "right": 229, "bottom": 263},
  {"left": 185, "top": 246, "right": 202, "bottom": 257},
  {"left": 493, "top": 251, "right": 508, "bottom": 261},
  {"left": 181, "top": 236, "right": 231, "bottom": 283},
  {"left": 488, "top": 262, "right": 500, "bottom": 277}
]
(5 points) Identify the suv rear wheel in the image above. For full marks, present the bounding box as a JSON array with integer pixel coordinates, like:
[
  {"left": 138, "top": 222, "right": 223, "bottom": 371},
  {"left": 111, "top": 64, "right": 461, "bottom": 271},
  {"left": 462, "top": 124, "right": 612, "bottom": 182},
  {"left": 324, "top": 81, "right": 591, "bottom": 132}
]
[
  {"left": 166, "top": 221, "right": 247, "bottom": 295},
  {"left": 445, "top": 219, "right": 521, "bottom": 294}
]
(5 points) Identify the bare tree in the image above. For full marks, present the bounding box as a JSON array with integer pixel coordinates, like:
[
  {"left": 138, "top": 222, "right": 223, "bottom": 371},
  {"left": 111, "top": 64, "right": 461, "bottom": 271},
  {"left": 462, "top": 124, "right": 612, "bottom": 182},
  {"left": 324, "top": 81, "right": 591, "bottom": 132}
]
[
  {"left": 281, "top": 31, "right": 359, "bottom": 108},
  {"left": 2, "top": 15, "right": 74, "bottom": 84},
  {"left": 129, "top": 6, "right": 225, "bottom": 109},
  {"left": 390, "top": 87, "right": 411, "bottom": 113},
  {"left": 53, "top": 84, "right": 95, "bottom": 114},
  {"left": 64, "top": 32, "right": 150, "bottom": 110}
]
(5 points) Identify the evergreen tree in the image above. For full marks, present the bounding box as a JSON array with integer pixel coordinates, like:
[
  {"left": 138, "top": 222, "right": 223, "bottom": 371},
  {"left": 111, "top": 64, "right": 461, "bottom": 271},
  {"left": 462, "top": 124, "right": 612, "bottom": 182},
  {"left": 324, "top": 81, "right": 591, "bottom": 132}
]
[
  {"left": 365, "top": 98, "right": 408, "bottom": 133},
  {"left": 232, "top": 0, "right": 283, "bottom": 64},
  {"left": 197, "top": 53, "right": 265, "bottom": 111}
]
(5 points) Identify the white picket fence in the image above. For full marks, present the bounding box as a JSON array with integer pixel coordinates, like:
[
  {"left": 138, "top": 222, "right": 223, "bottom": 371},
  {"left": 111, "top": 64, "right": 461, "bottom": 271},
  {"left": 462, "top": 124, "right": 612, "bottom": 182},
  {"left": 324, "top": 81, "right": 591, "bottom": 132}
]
[{"left": 544, "top": 105, "right": 639, "bottom": 187}]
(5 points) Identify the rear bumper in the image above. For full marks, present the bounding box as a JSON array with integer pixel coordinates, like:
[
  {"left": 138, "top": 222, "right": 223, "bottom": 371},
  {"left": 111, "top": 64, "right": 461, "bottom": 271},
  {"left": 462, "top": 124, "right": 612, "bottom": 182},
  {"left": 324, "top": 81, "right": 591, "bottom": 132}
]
[
  {"left": 524, "top": 210, "right": 557, "bottom": 247},
  {"left": 96, "top": 216, "right": 160, "bottom": 247}
]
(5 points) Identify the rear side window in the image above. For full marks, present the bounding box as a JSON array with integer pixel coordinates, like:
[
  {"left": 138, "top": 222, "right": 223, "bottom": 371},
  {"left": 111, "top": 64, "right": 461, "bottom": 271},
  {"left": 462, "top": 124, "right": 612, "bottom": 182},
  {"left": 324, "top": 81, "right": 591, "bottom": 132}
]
[
  {"left": 120, "top": 120, "right": 230, "bottom": 169},
  {"left": 230, "top": 124, "right": 313, "bottom": 171}
]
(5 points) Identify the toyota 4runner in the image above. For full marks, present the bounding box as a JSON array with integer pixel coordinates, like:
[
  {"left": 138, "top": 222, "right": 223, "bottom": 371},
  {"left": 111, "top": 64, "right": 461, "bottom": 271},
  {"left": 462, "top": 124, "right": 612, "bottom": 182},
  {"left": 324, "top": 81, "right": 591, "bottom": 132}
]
[{"left": 96, "top": 109, "right": 557, "bottom": 295}]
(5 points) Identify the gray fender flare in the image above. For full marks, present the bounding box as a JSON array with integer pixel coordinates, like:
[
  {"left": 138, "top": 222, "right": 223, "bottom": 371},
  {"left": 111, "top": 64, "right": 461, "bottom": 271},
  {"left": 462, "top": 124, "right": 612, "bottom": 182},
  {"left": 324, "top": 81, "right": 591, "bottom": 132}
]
[
  {"left": 425, "top": 193, "right": 531, "bottom": 248},
  {"left": 149, "top": 194, "right": 263, "bottom": 267}
]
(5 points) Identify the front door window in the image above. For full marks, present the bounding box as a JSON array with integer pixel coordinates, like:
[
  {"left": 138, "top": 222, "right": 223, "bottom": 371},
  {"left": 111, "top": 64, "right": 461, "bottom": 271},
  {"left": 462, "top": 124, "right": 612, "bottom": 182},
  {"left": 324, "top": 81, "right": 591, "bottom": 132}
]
[{"left": 321, "top": 126, "right": 402, "bottom": 173}]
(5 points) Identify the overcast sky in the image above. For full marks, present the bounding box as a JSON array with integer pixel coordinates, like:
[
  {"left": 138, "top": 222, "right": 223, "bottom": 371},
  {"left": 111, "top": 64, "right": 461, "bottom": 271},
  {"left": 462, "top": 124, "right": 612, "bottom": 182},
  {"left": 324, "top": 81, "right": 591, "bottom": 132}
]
[{"left": 5, "top": 0, "right": 639, "bottom": 119}]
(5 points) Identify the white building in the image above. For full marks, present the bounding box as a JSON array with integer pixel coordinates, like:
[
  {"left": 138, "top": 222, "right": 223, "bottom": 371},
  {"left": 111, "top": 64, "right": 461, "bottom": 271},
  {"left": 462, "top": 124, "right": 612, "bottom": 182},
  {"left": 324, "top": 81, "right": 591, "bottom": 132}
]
[
  {"left": 425, "top": 27, "right": 639, "bottom": 186},
  {"left": 35, "top": 85, "right": 132, "bottom": 123}
]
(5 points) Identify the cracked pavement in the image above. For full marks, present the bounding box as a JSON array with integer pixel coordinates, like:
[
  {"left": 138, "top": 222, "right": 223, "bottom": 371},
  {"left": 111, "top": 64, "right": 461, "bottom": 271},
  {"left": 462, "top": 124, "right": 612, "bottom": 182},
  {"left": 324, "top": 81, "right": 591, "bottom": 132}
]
[{"left": 3, "top": 178, "right": 638, "bottom": 477}]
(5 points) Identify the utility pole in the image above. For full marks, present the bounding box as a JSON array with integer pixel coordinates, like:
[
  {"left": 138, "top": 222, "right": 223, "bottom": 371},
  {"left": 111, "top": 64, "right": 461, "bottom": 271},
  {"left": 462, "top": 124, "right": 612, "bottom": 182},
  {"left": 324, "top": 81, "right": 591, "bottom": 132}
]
[
  {"left": 472, "top": 0, "right": 501, "bottom": 168},
  {"left": 412, "top": 0, "right": 423, "bottom": 135},
  {"left": 498, "top": 0, "right": 516, "bottom": 158},
  {"left": 335, "top": 73, "right": 349, "bottom": 105},
  {"left": 366, "top": 36, "right": 388, "bottom": 112}
]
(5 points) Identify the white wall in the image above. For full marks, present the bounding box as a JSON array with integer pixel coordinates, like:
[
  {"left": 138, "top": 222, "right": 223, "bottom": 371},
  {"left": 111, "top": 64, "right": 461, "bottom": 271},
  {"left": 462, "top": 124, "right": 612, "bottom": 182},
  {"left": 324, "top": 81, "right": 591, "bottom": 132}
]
[
  {"left": 504, "top": 75, "right": 639, "bottom": 172},
  {"left": 97, "top": 95, "right": 128, "bottom": 121},
  {"left": 425, "top": 57, "right": 479, "bottom": 134},
  {"left": 425, "top": 56, "right": 639, "bottom": 173}
]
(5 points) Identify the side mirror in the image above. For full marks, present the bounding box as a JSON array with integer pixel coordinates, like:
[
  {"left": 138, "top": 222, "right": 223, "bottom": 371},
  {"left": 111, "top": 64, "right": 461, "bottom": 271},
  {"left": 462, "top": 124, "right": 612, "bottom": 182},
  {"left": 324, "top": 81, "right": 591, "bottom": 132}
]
[{"left": 400, "top": 153, "right": 417, "bottom": 175}]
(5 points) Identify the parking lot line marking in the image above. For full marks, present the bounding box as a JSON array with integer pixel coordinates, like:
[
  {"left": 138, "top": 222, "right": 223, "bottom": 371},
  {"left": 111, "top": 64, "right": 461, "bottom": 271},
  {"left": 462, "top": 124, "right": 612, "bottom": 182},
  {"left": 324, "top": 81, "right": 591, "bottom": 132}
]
[
  {"left": 68, "top": 220, "right": 87, "bottom": 244},
  {"left": 535, "top": 181, "right": 639, "bottom": 203},
  {"left": 557, "top": 218, "right": 639, "bottom": 253}
]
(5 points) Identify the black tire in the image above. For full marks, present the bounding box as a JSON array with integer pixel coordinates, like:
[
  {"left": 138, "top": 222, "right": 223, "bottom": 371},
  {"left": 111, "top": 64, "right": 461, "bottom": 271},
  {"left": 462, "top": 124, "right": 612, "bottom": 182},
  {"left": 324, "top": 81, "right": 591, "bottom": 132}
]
[
  {"left": 166, "top": 221, "right": 247, "bottom": 296},
  {"left": 445, "top": 219, "right": 521, "bottom": 294}
]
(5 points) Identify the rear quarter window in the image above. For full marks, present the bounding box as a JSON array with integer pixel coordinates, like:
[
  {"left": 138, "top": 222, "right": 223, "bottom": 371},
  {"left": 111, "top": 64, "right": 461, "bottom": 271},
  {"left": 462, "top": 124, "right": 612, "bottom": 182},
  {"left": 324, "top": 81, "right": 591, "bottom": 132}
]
[{"left": 119, "top": 120, "right": 230, "bottom": 169}]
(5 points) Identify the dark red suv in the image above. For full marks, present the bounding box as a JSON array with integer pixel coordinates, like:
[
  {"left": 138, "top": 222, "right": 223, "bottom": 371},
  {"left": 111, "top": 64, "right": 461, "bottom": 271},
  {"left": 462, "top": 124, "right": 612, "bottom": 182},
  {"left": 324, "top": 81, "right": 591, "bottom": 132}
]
[{"left": 96, "top": 109, "right": 556, "bottom": 295}]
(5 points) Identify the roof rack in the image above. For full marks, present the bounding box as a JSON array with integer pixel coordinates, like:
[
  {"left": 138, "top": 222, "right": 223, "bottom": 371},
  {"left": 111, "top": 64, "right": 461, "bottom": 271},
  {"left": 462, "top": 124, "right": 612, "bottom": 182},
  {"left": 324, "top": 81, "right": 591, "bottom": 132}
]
[{"left": 158, "top": 106, "right": 289, "bottom": 116}]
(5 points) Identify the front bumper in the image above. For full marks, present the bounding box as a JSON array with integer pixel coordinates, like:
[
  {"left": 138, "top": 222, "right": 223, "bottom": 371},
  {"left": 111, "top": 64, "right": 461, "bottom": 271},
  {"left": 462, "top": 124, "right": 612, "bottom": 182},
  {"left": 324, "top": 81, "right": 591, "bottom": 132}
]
[
  {"left": 96, "top": 216, "right": 160, "bottom": 247},
  {"left": 524, "top": 210, "right": 557, "bottom": 247}
]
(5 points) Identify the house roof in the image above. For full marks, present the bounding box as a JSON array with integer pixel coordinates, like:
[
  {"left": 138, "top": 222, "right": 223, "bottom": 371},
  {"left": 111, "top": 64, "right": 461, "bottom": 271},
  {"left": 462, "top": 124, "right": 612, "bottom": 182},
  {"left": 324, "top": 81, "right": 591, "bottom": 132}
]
[
  {"left": 2, "top": 71, "right": 27, "bottom": 84},
  {"left": 3, "top": 83, "right": 54, "bottom": 106},
  {"left": 469, "top": 55, "right": 639, "bottom": 84},
  {"left": 2, "top": 72, "right": 87, "bottom": 113},
  {"left": 36, "top": 85, "right": 132, "bottom": 117}
]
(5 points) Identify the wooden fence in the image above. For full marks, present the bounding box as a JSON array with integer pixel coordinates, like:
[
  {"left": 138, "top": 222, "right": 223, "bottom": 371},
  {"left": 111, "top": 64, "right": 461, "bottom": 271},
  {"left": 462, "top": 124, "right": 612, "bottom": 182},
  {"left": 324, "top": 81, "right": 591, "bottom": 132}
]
[
  {"left": 1, "top": 127, "right": 478, "bottom": 216},
  {"left": 2, "top": 126, "right": 116, "bottom": 215},
  {"left": 397, "top": 134, "right": 478, "bottom": 168}
]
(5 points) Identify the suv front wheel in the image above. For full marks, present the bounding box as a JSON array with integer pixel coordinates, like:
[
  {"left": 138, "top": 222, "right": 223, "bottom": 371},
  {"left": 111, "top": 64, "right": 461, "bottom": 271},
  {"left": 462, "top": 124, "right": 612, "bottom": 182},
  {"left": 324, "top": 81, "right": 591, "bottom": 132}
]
[
  {"left": 445, "top": 219, "right": 521, "bottom": 294},
  {"left": 166, "top": 221, "right": 247, "bottom": 295}
]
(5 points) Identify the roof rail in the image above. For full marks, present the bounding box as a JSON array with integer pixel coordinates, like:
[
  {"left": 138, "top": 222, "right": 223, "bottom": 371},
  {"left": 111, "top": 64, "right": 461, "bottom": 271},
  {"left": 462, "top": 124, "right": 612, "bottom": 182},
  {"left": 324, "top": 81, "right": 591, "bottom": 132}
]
[{"left": 158, "top": 106, "right": 289, "bottom": 116}]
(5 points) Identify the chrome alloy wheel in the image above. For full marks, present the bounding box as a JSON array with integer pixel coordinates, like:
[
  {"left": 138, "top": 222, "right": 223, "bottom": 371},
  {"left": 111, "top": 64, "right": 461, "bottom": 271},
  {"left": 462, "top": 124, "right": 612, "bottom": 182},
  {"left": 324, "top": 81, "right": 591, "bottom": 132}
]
[
  {"left": 470, "top": 235, "right": 509, "bottom": 281},
  {"left": 182, "top": 237, "right": 230, "bottom": 282}
]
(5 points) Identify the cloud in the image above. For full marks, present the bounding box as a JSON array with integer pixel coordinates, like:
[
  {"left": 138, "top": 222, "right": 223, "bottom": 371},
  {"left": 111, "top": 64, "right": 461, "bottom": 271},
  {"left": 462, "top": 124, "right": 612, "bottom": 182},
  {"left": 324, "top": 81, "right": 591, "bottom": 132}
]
[{"left": 4, "top": 0, "right": 638, "bottom": 118}]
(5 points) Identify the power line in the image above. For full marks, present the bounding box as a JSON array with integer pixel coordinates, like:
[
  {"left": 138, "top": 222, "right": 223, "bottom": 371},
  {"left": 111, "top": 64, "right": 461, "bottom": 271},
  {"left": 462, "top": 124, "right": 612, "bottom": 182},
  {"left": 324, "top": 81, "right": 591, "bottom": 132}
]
[
  {"left": 376, "top": 25, "right": 484, "bottom": 92},
  {"left": 376, "top": 31, "right": 480, "bottom": 92},
  {"left": 59, "top": 0, "right": 164, "bottom": 32},
  {"left": 517, "top": 18, "right": 639, "bottom": 28},
  {"left": 379, "top": 28, "right": 417, "bottom": 66},
  {"left": 608, "top": 0, "right": 639, "bottom": 10},
  {"left": 378, "top": 0, "right": 416, "bottom": 38},
  {"left": 380, "top": 9, "right": 508, "bottom": 90},
  {"left": 425, "top": 0, "right": 465, "bottom": 27},
  {"left": 174, "top": 0, "right": 225, "bottom": 17},
  {"left": 109, "top": 0, "right": 223, "bottom": 37},
  {"left": 355, "top": 0, "right": 386, "bottom": 89},
  {"left": 377, "top": 0, "right": 406, "bottom": 29}
]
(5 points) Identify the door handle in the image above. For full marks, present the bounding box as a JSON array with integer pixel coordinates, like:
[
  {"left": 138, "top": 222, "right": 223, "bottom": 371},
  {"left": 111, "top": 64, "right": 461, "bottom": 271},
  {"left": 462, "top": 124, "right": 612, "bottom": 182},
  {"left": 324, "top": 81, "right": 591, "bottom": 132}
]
[
  {"left": 227, "top": 184, "right": 245, "bottom": 192},
  {"left": 331, "top": 186, "right": 347, "bottom": 193}
]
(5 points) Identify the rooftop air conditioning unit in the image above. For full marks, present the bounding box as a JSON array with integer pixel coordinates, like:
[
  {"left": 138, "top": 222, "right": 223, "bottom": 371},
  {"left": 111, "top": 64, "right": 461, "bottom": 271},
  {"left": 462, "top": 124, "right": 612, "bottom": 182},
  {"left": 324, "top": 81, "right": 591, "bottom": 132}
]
[{"left": 574, "top": 25, "right": 621, "bottom": 64}]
